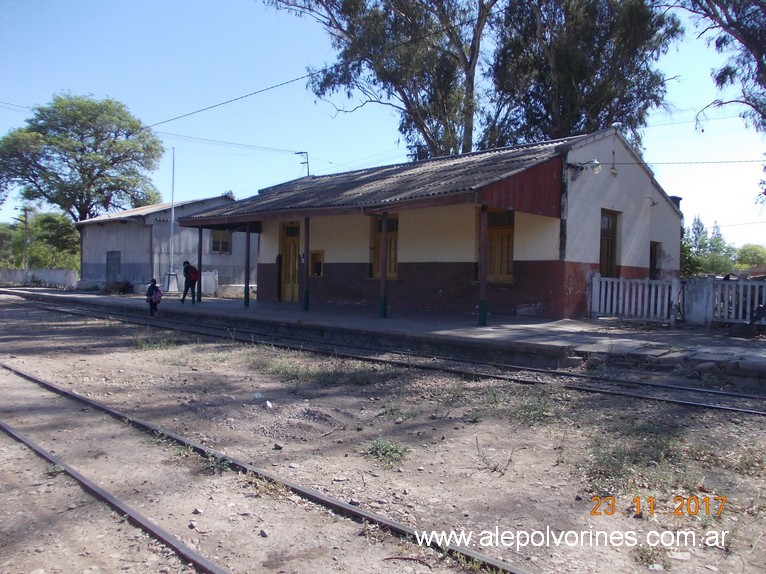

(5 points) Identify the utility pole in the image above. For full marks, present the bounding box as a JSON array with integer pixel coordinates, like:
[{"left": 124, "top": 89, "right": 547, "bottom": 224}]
[
  {"left": 295, "top": 151, "right": 310, "bottom": 176},
  {"left": 13, "top": 205, "right": 32, "bottom": 282}
]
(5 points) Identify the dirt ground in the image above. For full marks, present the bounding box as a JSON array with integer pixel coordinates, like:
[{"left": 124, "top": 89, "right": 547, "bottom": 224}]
[{"left": 0, "top": 294, "right": 764, "bottom": 574}]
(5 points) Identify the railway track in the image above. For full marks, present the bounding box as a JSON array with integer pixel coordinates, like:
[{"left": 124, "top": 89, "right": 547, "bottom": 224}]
[
  {"left": 2, "top": 295, "right": 764, "bottom": 574},
  {"left": 16, "top": 299, "right": 766, "bottom": 417},
  {"left": 0, "top": 417, "right": 225, "bottom": 574},
  {"left": 0, "top": 361, "right": 526, "bottom": 574}
]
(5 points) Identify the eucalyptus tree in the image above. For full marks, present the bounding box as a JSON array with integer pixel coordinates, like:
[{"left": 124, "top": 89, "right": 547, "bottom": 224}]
[
  {"left": 0, "top": 94, "right": 164, "bottom": 224},
  {"left": 679, "top": 1, "right": 766, "bottom": 131},
  {"left": 677, "top": 1, "right": 766, "bottom": 198},
  {"left": 267, "top": 0, "right": 498, "bottom": 158},
  {"left": 481, "top": 0, "right": 683, "bottom": 148}
]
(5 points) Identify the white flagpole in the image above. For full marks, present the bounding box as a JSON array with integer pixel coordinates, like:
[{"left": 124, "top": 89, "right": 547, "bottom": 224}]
[
  {"left": 164, "top": 148, "right": 178, "bottom": 292},
  {"left": 170, "top": 147, "right": 175, "bottom": 274}
]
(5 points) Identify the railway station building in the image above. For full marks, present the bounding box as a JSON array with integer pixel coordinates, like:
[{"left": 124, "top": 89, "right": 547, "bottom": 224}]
[
  {"left": 77, "top": 195, "right": 259, "bottom": 293},
  {"left": 178, "top": 128, "right": 682, "bottom": 320}
]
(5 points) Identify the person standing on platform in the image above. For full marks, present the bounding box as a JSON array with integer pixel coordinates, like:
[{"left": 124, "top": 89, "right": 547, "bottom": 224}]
[
  {"left": 180, "top": 260, "right": 199, "bottom": 304},
  {"left": 146, "top": 278, "right": 162, "bottom": 317}
]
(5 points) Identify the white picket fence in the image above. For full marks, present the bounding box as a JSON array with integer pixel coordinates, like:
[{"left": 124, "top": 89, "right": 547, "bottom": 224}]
[
  {"left": 590, "top": 274, "right": 680, "bottom": 325},
  {"left": 711, "top": 278, "right": 766, "bottom": 324},
  {"left": 591, "top": 274, "right": 766, "bottom": 325}
]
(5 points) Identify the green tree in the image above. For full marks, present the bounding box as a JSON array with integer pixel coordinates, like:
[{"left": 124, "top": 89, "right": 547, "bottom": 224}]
[
  {"left": 679, "top": 1, "right": 766, "bottom": 132},
  {"left": 0, "top": 94, "right": 164, "bottom": 223},
  {"left": 680, "top": 226, "right": 703, "bottom": 275},
  {"left": 268, "top": 0, "right": 498, "bottom": 158},
  {"left": 0, "top": 223, "right": 13, "bottom": 267},
  {"left": 269, "top": 1, "right": 683, "bottom": 156},
  {"left": 7, "top": 212, "right": 79, "bottom": 270},
  {"left": 27, "top": 213, "right": 80, "bottom": 269},
  {"left": 683, "top": 216, "right": 739, "bottom": 274},
  {"left": 688, "top": 215, "right": 710, "bottom": 255},
  {"left": 698, "top": 251, "right": 736, "bottom": 275},
  {"left": 708, "top": 223, "right": 737, "bottom": 260},
  {"left": 737, "top": 243, "right": 766, "bottom": 267},
  {"left": 482, "top": 0, "right": 682, "bottom": 148}
]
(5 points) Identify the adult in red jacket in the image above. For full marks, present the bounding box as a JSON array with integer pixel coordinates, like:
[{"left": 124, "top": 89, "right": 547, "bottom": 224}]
[{"left": 180, "top": 260, "right": 198, "bottom": 304}]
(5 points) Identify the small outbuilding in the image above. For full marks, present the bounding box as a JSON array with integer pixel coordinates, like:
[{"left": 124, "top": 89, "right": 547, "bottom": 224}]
[
  {"left": 179, "top": 128, "right": 682, "bottom": 320},
  {"left": 77, "top": 195, "right": 259, "bottom": 293}
]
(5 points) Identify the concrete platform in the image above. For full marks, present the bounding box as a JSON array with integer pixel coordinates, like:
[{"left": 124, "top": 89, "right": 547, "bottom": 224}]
[{"left": 3, "top": 287, "right": 765, "bottom": 381}]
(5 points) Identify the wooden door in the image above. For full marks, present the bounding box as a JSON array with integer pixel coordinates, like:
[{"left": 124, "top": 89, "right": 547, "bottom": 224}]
[
  {"left": 106, "top": 251, "right": 121, "bottom": 284},
  {"left": 280, "top": 222, "right": 300, "bottom": 302},
  {"left": 600, "top": 211, "right": 617, "bottom": 278}
]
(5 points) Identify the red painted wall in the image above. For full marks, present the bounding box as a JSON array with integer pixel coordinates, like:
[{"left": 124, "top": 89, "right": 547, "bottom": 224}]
[
  {"left": 257, "top": 259, "right": 606, "bottom": 319},
  {"left": 477, "top": 158, "right": 563, "bottom": 217}
]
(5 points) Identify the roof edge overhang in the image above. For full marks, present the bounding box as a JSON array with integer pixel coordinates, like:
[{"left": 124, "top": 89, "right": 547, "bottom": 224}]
[
  {"left": 75, "top": 214, "right": 147, "bottom": 228},
  {"left": 178, "top": 191, "right": 477, "bottom": 229}
]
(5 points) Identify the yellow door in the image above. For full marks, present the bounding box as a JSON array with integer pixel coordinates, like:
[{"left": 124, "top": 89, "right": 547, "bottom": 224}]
[{"left": 281, "top": 222, "right": 300, "bottom": 302}]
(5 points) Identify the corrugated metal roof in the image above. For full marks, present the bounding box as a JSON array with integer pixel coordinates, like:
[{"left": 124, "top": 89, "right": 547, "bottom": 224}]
[
  {"left": 76, "top": 197, "right": 235, "bottom": 226},
  {"left": 185, "top": 133, "right": 592, "bottom": 221},
  {"left": 77, "top": 202, "right": 175, "bottom": 224}
]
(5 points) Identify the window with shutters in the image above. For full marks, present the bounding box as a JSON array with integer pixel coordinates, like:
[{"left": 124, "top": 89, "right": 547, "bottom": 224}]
[
  {"left": 211, "top": 229, "right": 232, "bottom": 254},
  {"left": 600, "top": 210, "right": 619, "bottom": 278},
  {"left": 371, "top": 216, "right": 398, "bottom": 279},
  {"left": 649, "top": 241, "right": 661, "bottom": 280},
  {"left": 487, "top": 210, "right": 514, "bottom": 282}
]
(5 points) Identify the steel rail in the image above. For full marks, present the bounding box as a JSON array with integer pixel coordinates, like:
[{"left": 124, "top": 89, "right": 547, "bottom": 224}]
[
  {"left": 0, "top": 361, "right": 531, "bottom": 574},
  {"left": 559, "top": 383, "right": 766, "bottom": 416},
  {"left": 0, "top": 419, "right": 228, "bottom": 574},
  {"left": 12, "top": 300, "right": 766, "bottom": 414},
  {"left": 12, "top": 302, "right": 766, "bottom": 404}
]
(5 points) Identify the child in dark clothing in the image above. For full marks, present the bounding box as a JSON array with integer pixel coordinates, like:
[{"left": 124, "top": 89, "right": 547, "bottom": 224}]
[{"left": 146, "top": 278, "right": 162, "bottom": 317}]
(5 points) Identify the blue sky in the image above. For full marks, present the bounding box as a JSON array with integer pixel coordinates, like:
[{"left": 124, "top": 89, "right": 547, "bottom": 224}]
[{"left": 1, "top": 0, "right": 764, "bottom": 246}]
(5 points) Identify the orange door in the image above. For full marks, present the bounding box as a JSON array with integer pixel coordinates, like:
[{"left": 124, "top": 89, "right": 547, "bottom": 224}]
[{"left": 280, "top": 222, "right": 300, "bottom": 302}]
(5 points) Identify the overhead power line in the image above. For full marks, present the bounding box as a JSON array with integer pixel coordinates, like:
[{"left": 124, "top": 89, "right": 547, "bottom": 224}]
[
  {"left": 0, "top": 101, "right": 32, "bottom": 111},
  {"left": 645, "top": 159, "right": 764, "bottom": 165},
  {"left": 148, "top": 74, "right": 312, "bottom": 128},
  {"left": 145, "top": 4, "right": 507, "bottom": 129},
  {"left": 717, "top": 221, "right": 766, "bottom": 228},
  {"left": 157, "top": 131, "right": 299, "bottom": 154}
]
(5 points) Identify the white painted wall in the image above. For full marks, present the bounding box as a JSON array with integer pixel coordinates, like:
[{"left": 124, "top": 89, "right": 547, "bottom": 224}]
[
  {"left": 399, "top": 204, "right": 476, "bottom": 262},
  {"left": 515, "top": 213, "right": 560, "bottom": 261},
  {"left": 261, "top": 205, "right": 480, "bottom": 265},
  {"left": 564, "top": 133, "right": 681, "bottom": 271},
  {"left": 260, "top": 216, "right": 371, "bottom": 263},
  {"left": 311, "top": 215, "right": 371, "bottom": 263}
]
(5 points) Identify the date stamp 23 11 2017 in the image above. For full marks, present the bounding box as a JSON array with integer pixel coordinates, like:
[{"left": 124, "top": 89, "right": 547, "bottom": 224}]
[{"left": 590, "top": 495, "right": 727, "bottom": 517}]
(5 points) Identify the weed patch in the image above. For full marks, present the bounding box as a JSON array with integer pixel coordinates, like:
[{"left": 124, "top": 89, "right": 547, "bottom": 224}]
[
  {"left": 363, "top": 437, "right": 409, "bottom": 468},
  {"left": 132, "top": 334, "right": 175, "bottom": 351},
  {"left": 382, "top": 403, "right": 418, "bottom": 421},
  {"left": 632, "top": 545, "right": 670, "bottom": 570},
  {"left": 432, "top": 381, "right": 466, "bottom": 418},
  {"left": 202, "top": 454, "right": 231, "bottom": 475},
  {"left": 512, "top": 394, "right": 555, "bottom": 425},
  {"left": 238, "top": 471, "right": 290, "bottom": 499},
  {"left": 475, "top": 436, "right": 513, "bottom": 474},
  {"left": 584, "top": 419, "right": 703, "bottom": 496}
]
